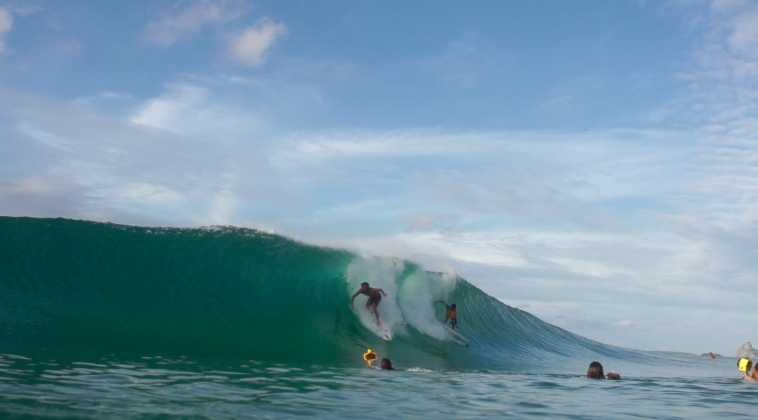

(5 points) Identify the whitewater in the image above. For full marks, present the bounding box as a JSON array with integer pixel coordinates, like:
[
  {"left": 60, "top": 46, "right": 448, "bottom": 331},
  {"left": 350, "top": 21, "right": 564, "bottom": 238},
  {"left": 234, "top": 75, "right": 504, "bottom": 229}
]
[{"left": 0, "top": 217, "right": 753, "bottom": 419}]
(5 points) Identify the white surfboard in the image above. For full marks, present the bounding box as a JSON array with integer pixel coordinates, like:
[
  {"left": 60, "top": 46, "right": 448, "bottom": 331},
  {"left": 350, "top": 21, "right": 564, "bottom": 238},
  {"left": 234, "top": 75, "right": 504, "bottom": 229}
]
[
  {"left": 446, "top": 327, "right": 469, "bottom": 346},
  {"left": 352, "top": 304, "right": 395, "bottom": 341},
  {"left": 379, "top": 324, "right": 393, "bottom": 341}
]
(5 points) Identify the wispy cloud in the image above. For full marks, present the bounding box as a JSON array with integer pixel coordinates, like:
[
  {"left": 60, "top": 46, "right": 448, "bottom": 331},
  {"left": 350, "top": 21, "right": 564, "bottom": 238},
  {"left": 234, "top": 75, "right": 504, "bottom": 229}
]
[
  {"left": 229, "top": 17, "right": 287, "bottom": 67},
  {"left": 5, "top": 4, "right": 42, "bottom": 16},
  {"left": 1, "top": 70, "right": 758, "bottom": 354},
  {"left": 678, "top": 1, "right": 758, "bottom": 130},
  {"left": 727, "top": 6, "right": 758, "bottom": 59},
  {"left": 3, "top": 0, "right": 758, "bottom": 355},
  {"left": 145, "top": 0, "right": 248, "bottom": 46},
  {"left": 393, "top": 213, "right": 461, "bottom": 233},
  {"left": 415, "top": 38, "right": 514, "bottom": 89},
  {"left": 0, "top": 6, "right": 12, "bottom": 53}
]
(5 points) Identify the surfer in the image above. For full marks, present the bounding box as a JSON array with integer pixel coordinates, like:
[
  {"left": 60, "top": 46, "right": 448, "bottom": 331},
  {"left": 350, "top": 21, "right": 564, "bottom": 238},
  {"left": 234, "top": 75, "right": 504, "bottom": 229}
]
[
  {"left": 350, "top": 282, "right": 388, "bottom": 326},
  {"left": 586, "top": 361, "right": 621, "bottom": 380},
  {"left": 435, "top": 300, "right": 458, "bottom": 330}
]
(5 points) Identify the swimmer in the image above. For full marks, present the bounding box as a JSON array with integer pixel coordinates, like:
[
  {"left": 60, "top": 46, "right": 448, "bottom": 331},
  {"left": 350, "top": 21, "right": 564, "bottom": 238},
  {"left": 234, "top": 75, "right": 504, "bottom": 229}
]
[
  {"left": 435, "top": 300, "right": 458, "bottom": 330},
  {"left": 363, "top": 349, "right": 378, "bottom": 369},
  {"left": 738, "top": 358, "right": 757, "bottom": 382},
  {"left": 350, "top": 282, "right": 388, "bottom": 326},
  {"left": 750, "top": 363, "right": 758, "bottom": 382},
  {"left": 586, "top": 361, "right": 621, "bottom": 380},
  {"left": 380, "top": 358, "right": 395, "bottom": 370}
]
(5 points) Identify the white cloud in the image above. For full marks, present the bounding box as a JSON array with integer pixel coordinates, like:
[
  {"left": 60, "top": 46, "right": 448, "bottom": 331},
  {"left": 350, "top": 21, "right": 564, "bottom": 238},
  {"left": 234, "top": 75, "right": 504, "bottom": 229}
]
[
  {"left": 728, "top": 6, "right": 758, "bottom": 59},
  {"left": 131, "top": 84, "right": 210, "bottom": 131},
  {"left": 710, "top": 0, "right": 751, "bottom": 14},
  {"left": 229, "top": 17, "right": 287, "bottom": 67},
  {"left": 0, "top": 6, "right": 13, "bottom": 53},
  {"left": 129, "top": 83, "right": 261, "bottom": 138},
  {"left": 145, "top": 0, "right": 247, "bottom": 46},
  {"left": 393, "top": 213, "right": 461, "bottom": 232},
  {"left": 6, "top": 4, "right": 41, "bottom": 16},
  {"left": 688, "top": 2, "right": 758, "bottom": 97},
  {"left": 2, "top": 37, "right": 758, "bottom": 354}
]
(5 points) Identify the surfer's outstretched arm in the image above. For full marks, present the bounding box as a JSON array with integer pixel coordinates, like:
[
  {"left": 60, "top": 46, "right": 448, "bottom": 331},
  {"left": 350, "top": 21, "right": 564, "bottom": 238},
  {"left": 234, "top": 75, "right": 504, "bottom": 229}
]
[
  {"left": 435, "top": 300, "right": 450, "bottom": 309},
  {"left": 350, "top": 290, "right": 361, "bottom": 309}
]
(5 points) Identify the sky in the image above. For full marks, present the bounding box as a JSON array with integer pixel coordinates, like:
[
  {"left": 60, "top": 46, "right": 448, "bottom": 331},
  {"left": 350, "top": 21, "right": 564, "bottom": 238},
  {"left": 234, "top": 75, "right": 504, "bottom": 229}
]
[{"left": 1, "top": 0, "right": 757, "bottom": 356}]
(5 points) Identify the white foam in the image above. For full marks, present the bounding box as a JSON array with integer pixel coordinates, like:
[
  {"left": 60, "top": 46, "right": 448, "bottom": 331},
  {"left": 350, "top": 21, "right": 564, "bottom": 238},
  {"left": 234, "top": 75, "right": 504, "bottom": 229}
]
[
  {"left": 347, "top": 256, "right": 405, "bottom": 338},
  {"left": 346, "top": 257, "right": 458, "bottom": 342}
]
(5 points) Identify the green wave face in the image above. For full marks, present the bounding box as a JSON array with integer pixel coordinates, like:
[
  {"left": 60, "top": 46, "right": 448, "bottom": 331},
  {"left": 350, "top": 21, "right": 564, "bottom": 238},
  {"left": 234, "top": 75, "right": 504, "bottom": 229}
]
[{"left": 0, "top": 217, "right": 640, "bottom": 371}]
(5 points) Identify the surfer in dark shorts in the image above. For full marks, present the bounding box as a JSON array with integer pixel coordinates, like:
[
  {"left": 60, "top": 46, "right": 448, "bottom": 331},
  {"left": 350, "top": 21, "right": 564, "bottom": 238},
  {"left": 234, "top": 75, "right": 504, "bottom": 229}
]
[{"left": 350, "top": 282, "right": 388, "bottom": 326}]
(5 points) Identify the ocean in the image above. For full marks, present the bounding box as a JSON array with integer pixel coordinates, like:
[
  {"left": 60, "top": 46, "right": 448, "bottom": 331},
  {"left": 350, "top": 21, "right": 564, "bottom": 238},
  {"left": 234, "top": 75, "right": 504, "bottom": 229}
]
[{"left": 0, "top": 217, "right": 752, "bottom": 419}]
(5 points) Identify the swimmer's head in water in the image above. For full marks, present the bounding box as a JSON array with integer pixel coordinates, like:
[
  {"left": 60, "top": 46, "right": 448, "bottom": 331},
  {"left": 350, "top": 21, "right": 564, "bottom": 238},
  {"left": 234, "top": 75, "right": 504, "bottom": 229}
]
[
  {"left": 450, "top": 304, "right": 456, "bottom": 309},
  {"left": 363, "top": 349, "right": 377, "bottom": 361},
  {"left": 587, "top": 361, "right": 604, "bottom": 379},
  {"left": 738, "top": 358, "right": 752, "bottom": 372},
  {"left": 380, "top": 358, "right": 395, "bottom": 370}
]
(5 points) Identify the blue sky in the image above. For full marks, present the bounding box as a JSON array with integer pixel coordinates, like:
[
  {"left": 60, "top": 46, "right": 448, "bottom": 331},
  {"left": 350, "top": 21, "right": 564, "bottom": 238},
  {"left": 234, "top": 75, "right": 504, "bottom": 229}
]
[{"left": 2, "top": 0, "right": 758, "bottom": 356}]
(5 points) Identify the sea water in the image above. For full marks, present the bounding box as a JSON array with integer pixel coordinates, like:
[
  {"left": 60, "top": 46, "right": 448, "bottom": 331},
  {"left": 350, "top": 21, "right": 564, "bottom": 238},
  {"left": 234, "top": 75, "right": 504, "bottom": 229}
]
[
  {"left": 0, "top": 354, "right": 752, "bottom": 419},
  {"left": 0, "top": 217, "right": 753, "bottom": 418}
]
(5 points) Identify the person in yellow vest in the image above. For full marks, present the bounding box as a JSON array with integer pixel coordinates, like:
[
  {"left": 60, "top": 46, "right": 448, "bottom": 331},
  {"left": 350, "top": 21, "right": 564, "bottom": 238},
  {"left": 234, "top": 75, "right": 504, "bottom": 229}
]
[
  {"left": 435, "top": 300, "right": 458, "bottom": 330},
  {"left": 738, "top": 358, "right": 758, "bottom": 381},
  {"left": 363, "top": 349, "right": 378, "bottom": 369}
]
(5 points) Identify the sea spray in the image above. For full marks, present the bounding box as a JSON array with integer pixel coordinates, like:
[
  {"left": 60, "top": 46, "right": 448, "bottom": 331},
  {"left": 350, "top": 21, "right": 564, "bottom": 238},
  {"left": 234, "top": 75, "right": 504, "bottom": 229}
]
[
  {"left": 397, "top": 269, "right": 455, "bottom": 341},
  {"left": 346, "top": 256, "right": 405, "bottom": 337}
]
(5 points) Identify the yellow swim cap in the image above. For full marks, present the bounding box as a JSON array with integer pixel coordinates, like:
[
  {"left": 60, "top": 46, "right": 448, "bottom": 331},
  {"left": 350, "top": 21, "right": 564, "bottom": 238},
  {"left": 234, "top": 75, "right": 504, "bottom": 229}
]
[
  {"left": 738, "top": 357, "right": 753, "bottom": 372},
  {"left": 363, "top": 349, "right": 377, "bottom": 361}
]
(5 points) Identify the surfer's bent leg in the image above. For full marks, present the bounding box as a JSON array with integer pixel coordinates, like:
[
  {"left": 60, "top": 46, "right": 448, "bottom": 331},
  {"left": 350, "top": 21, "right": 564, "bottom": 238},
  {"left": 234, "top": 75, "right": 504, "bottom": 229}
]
[{"left": 366, "top": 295, "right": 382, "bottom": 326}]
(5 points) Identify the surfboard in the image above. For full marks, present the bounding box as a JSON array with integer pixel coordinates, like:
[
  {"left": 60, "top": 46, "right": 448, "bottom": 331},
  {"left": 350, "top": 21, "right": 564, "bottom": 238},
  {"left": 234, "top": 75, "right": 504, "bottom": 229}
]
[
  {"left": 379, "top": 325, "right": 393, "bottom": 341},
  {"left": 446, "top": 327, "right": 469, "bottom": 346}
]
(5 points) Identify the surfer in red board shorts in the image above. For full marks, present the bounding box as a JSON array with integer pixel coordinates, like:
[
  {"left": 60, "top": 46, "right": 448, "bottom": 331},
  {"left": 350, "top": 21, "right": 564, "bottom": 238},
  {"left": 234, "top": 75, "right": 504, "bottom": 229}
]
[{"left": 350, "top": 282, "right": 388, "bottom": 326}]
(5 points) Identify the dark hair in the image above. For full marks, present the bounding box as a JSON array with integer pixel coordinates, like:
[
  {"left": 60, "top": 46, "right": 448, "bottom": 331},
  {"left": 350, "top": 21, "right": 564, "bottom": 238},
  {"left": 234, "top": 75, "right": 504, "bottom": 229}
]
[
  {"left": 587, "top": 361, "right": 604, "bottom": 379},
  {"left": 450, "top": 304, "right": 457, "bottom": 309},
  {"left": 380, "top": 358, "right": 395, "bottom": 370},
  {"left": 361, "top": 282, "right": 369, "bottom": 287}
]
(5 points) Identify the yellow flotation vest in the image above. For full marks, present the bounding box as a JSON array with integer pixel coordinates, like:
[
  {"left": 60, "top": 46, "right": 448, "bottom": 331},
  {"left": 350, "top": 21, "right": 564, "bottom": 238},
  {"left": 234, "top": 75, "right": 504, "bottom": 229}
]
[{"left": 363, "top": 349, "right": 377, "bottom": 361}]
